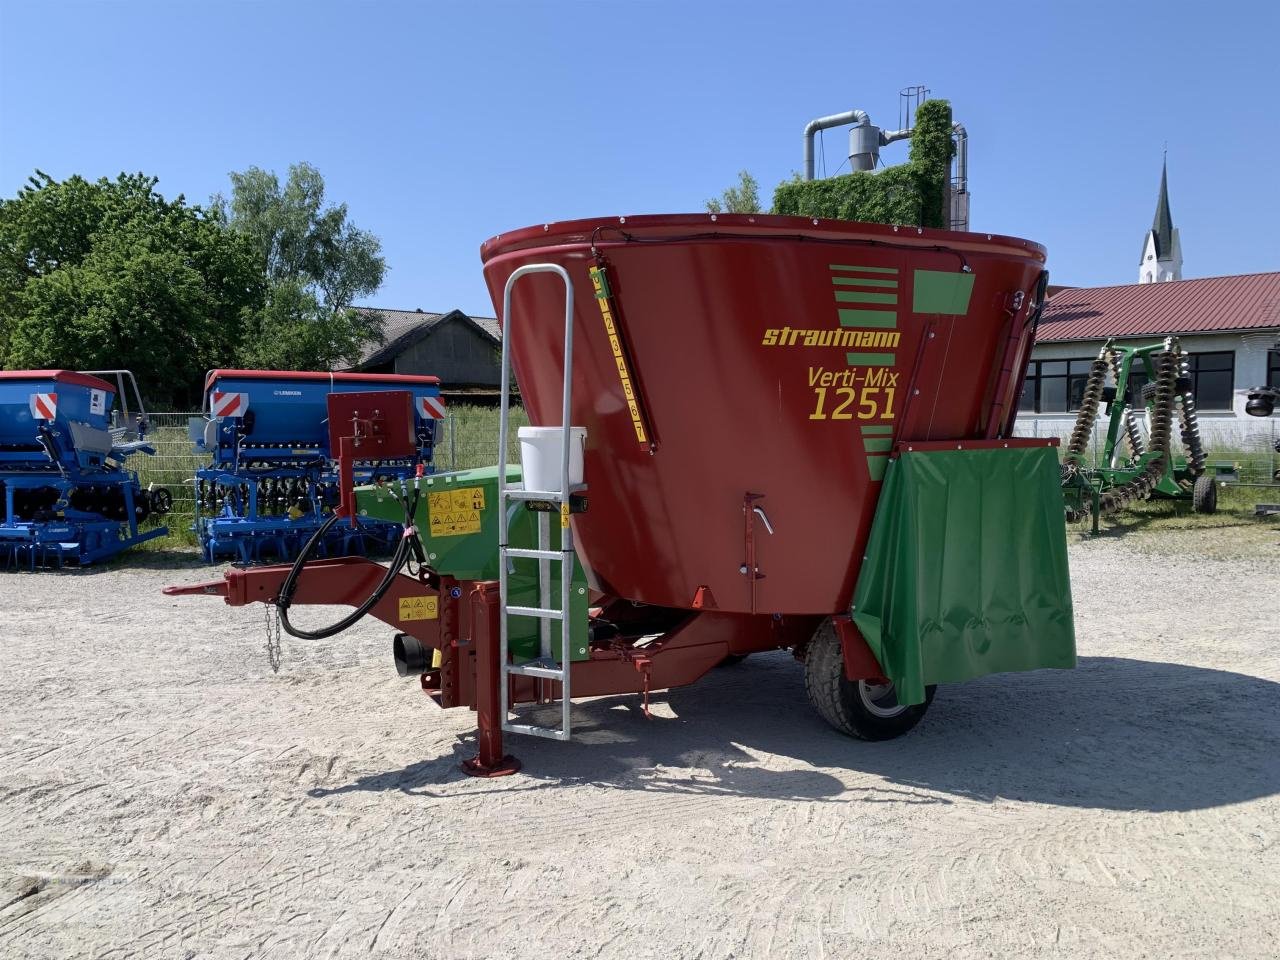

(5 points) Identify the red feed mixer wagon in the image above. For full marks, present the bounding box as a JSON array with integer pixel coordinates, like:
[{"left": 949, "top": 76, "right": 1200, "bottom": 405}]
[{"left": 167, "top": 213, "right": 1075, "bottom": 776}]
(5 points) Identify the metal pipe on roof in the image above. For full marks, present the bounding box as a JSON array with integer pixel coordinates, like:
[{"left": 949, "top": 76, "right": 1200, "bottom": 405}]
[
  {"left": 801, "top": 106, "right": 971, "bottom": 231},
  {"left": 950, "top": 121, "right": 969, "bottom": 231},
  {"left": 952, "top": 122, "right": 968, "bottom": 195},
  {"left": 803, "top": 109, "right": 869, "bottom": 180}
]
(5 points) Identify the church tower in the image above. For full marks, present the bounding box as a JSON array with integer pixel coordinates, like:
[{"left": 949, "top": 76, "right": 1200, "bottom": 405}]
[{"left": 1139, "top": 158, "right": 1182, "bottom": 283}]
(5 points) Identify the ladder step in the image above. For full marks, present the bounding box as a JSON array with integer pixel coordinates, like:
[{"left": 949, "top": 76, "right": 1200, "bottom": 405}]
[
  {"left": 503, "top": 547, "right": 568, "bottom": 561},
  {"left": 502, "top": 721, "right": 571, "bottom": 742},
  {"left": 504, "top": 604, "right": 564, "bottom": 620},
  {"left": 504, "top": 488, "right": 564, "bottom": 501},
  {"left": 504, "top": 485, "right": 587, "bottom": 502},
  {"left": 506, "top": 661, "right": 567, "bottom": 680}
]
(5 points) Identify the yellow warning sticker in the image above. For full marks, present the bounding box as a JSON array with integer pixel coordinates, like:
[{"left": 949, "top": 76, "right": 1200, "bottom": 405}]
[
  {"left": 560, "top": 502, "right": 570, "bottom": 529},
  {"left": 398, "top": 596, "right": 438, "bottom": 621},
  {"left": 427, "top": 486, "right": 485, "bottom": 537},
  {"left": 589, "top": 265, "right": 648, "bottom": 446}
]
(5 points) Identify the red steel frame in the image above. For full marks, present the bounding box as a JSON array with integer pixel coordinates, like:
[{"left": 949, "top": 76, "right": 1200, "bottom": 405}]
[{"left": 164, "top": 561, "right": 843, "bottom": 775}]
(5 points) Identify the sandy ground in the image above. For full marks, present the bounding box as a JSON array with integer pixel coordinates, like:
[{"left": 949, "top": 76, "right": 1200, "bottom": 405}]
[{"left": 1, "top": 529, "right": 1278, "bottom": 960}]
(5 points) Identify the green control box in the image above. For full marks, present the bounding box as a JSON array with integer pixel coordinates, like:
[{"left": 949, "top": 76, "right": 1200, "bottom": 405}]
[{"left": 356, "top": 465, "right": 588, "bottom": 662}]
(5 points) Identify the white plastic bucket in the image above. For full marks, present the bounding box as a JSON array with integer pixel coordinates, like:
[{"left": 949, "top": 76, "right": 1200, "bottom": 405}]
[{"left": 518, "top": 426, "right": 586, "bottom": 493}]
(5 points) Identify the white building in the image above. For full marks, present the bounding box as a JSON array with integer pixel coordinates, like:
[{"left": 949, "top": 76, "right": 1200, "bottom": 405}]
[
  {"left": 1021, "top": 273, "right": 1280, "bottom": 446},
  {"left": 1019, "top": 163, "right": 1279, "bottom": 447}
]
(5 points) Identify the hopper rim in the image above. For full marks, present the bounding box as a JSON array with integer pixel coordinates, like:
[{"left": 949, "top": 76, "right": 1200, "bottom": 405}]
[{"left": 481, "top": 212, "right": 1046, "bottom": 263}]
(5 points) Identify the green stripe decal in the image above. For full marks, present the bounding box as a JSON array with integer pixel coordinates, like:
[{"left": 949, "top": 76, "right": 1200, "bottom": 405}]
[
  {"left": 832, "top": 276, "right": 898, "bottom": 288},
  {"left": 829, "top": 264, "right": 899, "bottom": 274},
  {"left": 846, "top": 352, "right": 896, "bottom": 366},
  {"left": 827, "top": 264, "right": 899, "bottom": 486},
  {"left": 837, "top": 309, "right": 897, "bottom": 328},
  {"left": 835, "top": 290, "right": 897, "bottom": 305}
]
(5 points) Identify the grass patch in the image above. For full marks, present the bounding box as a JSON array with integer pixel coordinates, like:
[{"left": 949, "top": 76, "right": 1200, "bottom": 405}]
[
  {"left": 434, "top": 404, "right": 529, "bottom": 471},
  {"left": 1060, "top": 435, "right": 1280, "bottom": 555},
  {"left": 1069, "top": 484, "right": 1280, "bottom": 558}
]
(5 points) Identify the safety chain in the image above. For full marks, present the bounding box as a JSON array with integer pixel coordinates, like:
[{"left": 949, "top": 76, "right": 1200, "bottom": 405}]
[{"left": 264, "top": 603, "right": 283, "bottom": 674}]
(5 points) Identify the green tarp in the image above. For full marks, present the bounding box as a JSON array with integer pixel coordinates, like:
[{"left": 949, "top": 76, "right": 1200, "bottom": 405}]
[{"left": 851, "top": 445, "right": 1076, "bottom": 705}]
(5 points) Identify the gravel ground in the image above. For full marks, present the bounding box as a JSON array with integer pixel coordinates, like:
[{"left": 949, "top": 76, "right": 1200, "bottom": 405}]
[{"left": 1, "top": 529, "right": 1278, "bottom": 960}]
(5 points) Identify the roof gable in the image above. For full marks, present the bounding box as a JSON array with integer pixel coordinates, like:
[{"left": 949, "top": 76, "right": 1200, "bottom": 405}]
[{"left": 352, "top": 307, "right": 499, "bottom": 368}]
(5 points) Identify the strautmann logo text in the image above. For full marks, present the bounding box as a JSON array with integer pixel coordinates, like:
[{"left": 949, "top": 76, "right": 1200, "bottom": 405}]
[{"left": 760, "top": 326, "right": 900, "bottom": 349}]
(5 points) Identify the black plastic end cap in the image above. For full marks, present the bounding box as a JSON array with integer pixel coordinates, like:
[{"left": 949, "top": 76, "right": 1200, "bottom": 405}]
[{"left": 393, "top": 632, "right": 432, "bottom": 677}]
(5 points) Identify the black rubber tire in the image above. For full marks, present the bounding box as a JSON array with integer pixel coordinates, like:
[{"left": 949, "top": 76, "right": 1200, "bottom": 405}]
[
  {"left": 803, "top": 620, "right": 935, "bottom": 741},
  {"left": 149, "top": 487, "right": 174, "bottom": 516},
  {"left": 1192, "top": 474, "right": 1218, "bottom": 514}
]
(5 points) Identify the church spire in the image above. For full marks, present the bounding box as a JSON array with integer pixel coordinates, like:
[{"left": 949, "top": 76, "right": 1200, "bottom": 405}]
[
  {"left": 1151, "top": 154, "right": 1174, "bottom": 259},
  {"left": 1139, "top": 154, "right": 1182, "bottom": 283}
]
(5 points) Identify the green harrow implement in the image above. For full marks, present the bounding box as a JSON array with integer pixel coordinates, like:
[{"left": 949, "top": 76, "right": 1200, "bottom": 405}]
[{"left": 1061, "top": 337, "right": 1228, "bottom": 526}]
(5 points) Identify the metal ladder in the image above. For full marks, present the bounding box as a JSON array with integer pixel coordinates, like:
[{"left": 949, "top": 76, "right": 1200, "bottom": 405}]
[{"left": 497, "top": 263, "right": 577, "bottom": 742}]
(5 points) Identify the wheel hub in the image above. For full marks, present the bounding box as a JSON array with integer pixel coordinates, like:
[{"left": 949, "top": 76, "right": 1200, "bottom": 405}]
[{"left": 857, "top": 680, "right": 909, "bottom": 718}]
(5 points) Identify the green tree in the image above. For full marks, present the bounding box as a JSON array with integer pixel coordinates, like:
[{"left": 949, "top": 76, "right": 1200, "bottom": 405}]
[
  {"left": 215, "top": 163, "right": 387, "bottom": 370},
  {"left": 0, "top": 171, "right": 263, "bottom": 407},
  {"left": 706, "top": 170, "right": 762, "bottom": 214}
]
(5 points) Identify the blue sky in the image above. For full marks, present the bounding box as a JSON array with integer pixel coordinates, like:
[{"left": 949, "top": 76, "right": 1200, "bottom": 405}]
[{"left": 2, "top": 0, "right": 1277, "bottom": 317}]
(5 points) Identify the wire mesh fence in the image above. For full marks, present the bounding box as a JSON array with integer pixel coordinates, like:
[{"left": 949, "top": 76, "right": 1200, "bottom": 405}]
[
  {"left": 1012, "top": 415, "right": 1280, "bottom": 486},
  {"left": 430, "top": 404, "right": 530, "bottom": 472},
  {"left": 133, "top": 413, "right": 205, "bottom": 514},
  {"left": 133, "top": 406, "right": 534, "bottom": 524}
]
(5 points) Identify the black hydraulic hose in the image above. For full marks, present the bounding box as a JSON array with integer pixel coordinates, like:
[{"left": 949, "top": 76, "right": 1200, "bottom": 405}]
[{"left": 276, "top": 487, "right": 422, "bottom": 641}]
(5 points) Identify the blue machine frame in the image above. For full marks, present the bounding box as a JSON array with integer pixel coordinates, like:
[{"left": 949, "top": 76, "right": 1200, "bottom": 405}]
[
  {"left": 191, "top": 369, "right": 445, "bottom": 563},
  {"left": 0, "top": 369, "right": 168, "bottom": 569}
]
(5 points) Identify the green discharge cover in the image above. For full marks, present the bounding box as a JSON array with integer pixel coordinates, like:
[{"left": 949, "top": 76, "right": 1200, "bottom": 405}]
[
  {"left": 911, "top": 269, "right": 976, "bottom": 315},
  {"left": 851, "top": 445, "right": 1076, "bottom": 706},
  {"left": 356, "top": 465, "right": 589, "bottom": 662}
]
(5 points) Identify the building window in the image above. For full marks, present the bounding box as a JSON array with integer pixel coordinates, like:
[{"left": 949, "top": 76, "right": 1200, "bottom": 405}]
[
  {"left": 1268, "top": 350, "right": 1280, "bottom": 389},
  {"left": 1187, "top": 351, "right": 1235, "bottom": 409},
  {"left": 1020, "top": 350, "right": 1238, "bottom": 415},
  {"left": 1124, "top": 350, "right": 1235, "bottom": 411},
  {"left": 1019, "top": 358, "right": 1096, "bottom": 413}
]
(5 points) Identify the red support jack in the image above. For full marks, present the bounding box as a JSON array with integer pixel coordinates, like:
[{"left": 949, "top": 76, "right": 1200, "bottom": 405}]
[{"left": 461, "top": 581, "right": 521, "bottom": 778}]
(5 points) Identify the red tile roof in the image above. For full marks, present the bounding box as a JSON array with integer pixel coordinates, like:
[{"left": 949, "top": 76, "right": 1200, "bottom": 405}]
[{"left": 1037, "top": 271, "right": 1280, "bottom": 342}]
